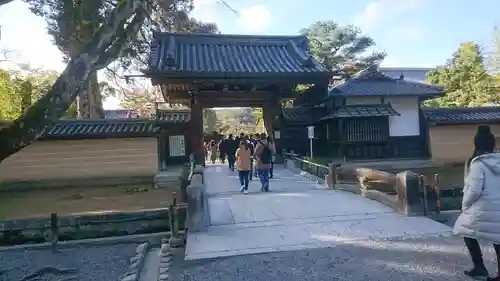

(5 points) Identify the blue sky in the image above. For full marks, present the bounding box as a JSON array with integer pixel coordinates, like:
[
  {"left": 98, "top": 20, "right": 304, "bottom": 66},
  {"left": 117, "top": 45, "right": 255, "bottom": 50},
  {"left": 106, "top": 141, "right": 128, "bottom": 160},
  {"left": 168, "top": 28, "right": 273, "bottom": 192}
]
[
  {"left": 0, "top": 0, "right": 497, "bottom": 108},
  {"left": 0, "top": 0, "right": 497, "bottom": 71}
]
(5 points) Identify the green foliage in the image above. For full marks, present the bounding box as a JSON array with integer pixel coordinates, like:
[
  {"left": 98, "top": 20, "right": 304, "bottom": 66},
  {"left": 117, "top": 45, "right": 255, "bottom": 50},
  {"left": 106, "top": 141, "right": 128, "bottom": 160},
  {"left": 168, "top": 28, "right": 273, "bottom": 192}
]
[
  {"left": 0, "top": 69, "right": 67, "bottom": 120},
  {"left": 203, "top": 108, "right": 218, "bottom": 132},
  {"left": 425, "top": 42, "right": 497, "bottom": 107},
  {"left": 120, "top": 90, "right": 155, "bottom": 117},
  {"left": 300, "top": 20, "right": 386, "bottom": 79}
]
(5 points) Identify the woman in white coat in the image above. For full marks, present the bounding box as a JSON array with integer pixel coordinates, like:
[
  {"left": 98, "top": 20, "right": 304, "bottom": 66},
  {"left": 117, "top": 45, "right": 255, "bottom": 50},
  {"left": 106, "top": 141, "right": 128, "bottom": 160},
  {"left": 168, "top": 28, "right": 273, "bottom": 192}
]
[{"left": 453, "top": 125, "right": 499, "bottom": 280}]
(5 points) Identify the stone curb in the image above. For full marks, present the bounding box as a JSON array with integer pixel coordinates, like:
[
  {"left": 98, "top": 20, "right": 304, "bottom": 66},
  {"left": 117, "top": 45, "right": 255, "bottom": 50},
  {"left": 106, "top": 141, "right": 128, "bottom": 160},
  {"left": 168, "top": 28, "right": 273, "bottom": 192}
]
[
  {"left": 157, "top": 237, "right": 173, "bottom": 281},
  {"left": 120, "top": 241, "right": 151, "bottom": 281}
]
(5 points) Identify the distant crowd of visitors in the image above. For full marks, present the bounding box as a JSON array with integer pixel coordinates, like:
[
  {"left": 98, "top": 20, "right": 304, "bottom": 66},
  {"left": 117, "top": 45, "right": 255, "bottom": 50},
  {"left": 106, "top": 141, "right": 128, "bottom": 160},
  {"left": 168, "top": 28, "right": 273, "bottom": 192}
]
[{"left": 204, "top": 133, "right": 275, "bottom": 194}]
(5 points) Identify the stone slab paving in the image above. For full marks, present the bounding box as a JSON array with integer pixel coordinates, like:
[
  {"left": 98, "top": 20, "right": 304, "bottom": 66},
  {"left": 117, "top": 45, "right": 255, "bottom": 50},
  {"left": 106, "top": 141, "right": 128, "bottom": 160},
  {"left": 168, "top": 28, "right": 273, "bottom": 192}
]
[
  {"left": 185, "top": 164, "right": 452, "bottom": 260},
  {"left": 178, "top": 236, "right": 497, "bottom": 281}
]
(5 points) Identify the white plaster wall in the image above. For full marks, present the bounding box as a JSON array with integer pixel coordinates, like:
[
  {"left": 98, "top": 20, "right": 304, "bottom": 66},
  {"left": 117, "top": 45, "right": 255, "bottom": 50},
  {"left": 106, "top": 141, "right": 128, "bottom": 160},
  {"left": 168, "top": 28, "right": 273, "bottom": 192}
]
[
  {"left": 345, "top": 97, "right": 381, "bottom": 105},
  {"left": 386, "top": 97, "right": 420, "bottom": 136}
]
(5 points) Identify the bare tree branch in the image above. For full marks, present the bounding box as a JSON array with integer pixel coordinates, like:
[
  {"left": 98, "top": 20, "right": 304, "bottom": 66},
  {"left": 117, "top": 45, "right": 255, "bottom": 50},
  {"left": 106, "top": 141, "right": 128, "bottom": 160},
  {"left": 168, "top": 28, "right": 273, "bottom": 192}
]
[
  {"left": 0, "top": 0, "right": 155, "bottom": 162},
  {"left": 0, "top": 0, "right": 14, "bottom": 7}
]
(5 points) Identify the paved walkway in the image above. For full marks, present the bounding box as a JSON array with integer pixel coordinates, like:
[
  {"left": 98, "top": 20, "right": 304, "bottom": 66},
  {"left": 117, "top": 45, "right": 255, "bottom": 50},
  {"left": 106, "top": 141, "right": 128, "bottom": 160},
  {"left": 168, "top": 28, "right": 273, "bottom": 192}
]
[{"left": 185, "top": 164, "right": 452, "bottom": 260}]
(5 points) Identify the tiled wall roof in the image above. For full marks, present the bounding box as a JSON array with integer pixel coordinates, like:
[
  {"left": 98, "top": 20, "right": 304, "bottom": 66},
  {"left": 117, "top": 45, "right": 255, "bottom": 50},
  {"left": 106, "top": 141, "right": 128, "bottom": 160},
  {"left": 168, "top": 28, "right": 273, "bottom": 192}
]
[
  {"left": 329, "top": 66, "right": 444, "bottom": 98},
  {"left": 0, "top": 110, "right": 191, "bottom": 140},
  {"left": 42, "top": 119, "right": 159, "bottom": 139},
  {"left": 423, "top": 107, "right": 500, "bottom": 125}
]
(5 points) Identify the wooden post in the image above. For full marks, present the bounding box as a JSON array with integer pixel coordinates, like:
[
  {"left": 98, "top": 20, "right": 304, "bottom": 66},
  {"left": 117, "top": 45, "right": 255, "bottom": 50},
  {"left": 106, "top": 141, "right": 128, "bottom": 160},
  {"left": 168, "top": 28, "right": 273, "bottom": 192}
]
[
  {"left": 262, "top": 99, "right": 279, "bottom": 140},
  {"left": 434, "top": 174, "right": 441, "bottom": 214},
  {"left": 171, "top": 192, "right": 179, "bottom": 239},
  {"left": 156, "top": 134, "right": 163, "bottom": 172},
  {"left": 50, "top": 213, "right": 59, "bottom": 253},
  {"left": 419, "top": 175, "right": 428, "bottom": 216},
  {"left": 338, "top": 120, "right": 345, "bottom": 159},
  {"left": 325, "top": 162, "right": 337, "bottom": 189},
  {"left": 190, "top": 93, "right": 204, "bottom": 165},
  {"left": 394, "top": 171, "right": 424, "bottom": 216}
]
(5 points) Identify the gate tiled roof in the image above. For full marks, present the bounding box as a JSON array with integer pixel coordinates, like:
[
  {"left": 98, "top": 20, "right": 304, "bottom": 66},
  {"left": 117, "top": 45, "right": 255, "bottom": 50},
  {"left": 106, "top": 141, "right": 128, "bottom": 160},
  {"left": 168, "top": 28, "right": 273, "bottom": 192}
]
[{"left": 145, "top": 32, "right": 331, "bottom": 79}]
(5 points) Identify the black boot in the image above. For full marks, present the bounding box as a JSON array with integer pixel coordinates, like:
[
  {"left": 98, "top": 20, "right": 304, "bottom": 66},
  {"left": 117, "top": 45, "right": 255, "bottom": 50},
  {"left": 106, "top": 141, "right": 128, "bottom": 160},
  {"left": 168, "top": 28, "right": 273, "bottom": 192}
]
[{"left": 465, "top": 267, "right": 489, "bottom": 280}]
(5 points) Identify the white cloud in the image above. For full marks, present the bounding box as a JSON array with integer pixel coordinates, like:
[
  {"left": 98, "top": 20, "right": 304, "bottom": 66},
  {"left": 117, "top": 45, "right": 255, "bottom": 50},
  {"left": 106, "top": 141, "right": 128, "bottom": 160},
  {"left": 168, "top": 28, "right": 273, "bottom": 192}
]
[
  {"left": 354, "top": 0, "right": 421, "bottom": 31},
  {"left": 387, "top": 26, "right": 424, "bottom": 42},
  {"left": 103, "top": 96, "right": 122, "bottom": 110},
  {"left": 236, "top": 5, "right": 272, "bottom": 33},
  {"left": 380, "top": 55, "right": 402, "bottom": 67},
  {"left": 191, "top": 0, "right": 272, "bottom": 33},
  {"left": 0, "top": 1, "right": 64, "bottom": 72},
  {"left": 191, "top": 0, "right": 220, "bottom": 24}
]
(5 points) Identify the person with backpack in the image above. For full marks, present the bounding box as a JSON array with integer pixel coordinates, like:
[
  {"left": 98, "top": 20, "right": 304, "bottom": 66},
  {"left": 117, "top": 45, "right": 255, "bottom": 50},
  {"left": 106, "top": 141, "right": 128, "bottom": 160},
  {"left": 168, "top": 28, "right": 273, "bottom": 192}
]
[
  {"left": 254, "top": 134, "right": 272, "bottom": 192},
  {"left": 453, "top": 125, "right": 500, "bottom": 280}
]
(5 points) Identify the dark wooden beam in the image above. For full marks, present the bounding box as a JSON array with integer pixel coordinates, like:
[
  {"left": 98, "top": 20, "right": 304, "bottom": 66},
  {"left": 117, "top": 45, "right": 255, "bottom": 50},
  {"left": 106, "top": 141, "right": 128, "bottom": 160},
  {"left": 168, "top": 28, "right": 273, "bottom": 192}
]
[
  {"left": 150, "top": 75, "right": 329, "bottom": 86},
  {"left": 165, "top": 90, "right": 295, "bottom": 101}
]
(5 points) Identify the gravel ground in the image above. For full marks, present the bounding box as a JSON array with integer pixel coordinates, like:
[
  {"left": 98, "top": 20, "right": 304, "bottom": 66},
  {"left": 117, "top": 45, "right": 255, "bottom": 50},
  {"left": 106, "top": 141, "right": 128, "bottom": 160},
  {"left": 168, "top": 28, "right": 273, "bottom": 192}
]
[
  {"left": 173, "top": 236, "right": 500, "bottom": 281},
  {"left": 0, "top": 243, "right": 138, "bottom": 281}
]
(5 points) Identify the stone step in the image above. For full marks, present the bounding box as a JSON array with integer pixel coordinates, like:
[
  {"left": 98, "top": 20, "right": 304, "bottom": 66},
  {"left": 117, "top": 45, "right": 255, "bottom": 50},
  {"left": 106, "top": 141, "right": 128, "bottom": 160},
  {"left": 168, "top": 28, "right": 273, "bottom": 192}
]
[{"left": 119, "top": 240, "right": 173, "bottom": 281}]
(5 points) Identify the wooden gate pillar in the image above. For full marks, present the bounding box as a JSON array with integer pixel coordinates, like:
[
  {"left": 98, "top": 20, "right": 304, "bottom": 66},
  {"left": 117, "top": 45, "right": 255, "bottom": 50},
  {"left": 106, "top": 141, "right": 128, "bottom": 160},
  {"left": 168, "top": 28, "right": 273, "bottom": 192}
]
[
  {"left": 190, "top": 93, "right": 205, "bottom": 165},
  {"left": 262, "top": 99, "right": 280, "bottom": 139},
  {"left": 262, "top": 99, "right": 282, "bottom": 162}
]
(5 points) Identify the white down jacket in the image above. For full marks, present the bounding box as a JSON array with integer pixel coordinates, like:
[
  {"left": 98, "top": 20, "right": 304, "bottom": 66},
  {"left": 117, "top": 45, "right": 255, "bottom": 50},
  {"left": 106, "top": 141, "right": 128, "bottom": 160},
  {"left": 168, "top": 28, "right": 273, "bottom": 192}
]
[{"left": 453, "top": 153, "right": 500, "bottom": 244}]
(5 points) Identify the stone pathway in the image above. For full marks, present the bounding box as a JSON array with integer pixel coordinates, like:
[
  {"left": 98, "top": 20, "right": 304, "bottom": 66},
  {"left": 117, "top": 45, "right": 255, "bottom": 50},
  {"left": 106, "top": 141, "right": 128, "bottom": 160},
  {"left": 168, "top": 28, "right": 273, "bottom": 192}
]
[
  {"left": 177, "top": 236, "right": 498, "bottom": 281},
  {"left": 185, "top": 164, "right": 452, "bottom": 260}
]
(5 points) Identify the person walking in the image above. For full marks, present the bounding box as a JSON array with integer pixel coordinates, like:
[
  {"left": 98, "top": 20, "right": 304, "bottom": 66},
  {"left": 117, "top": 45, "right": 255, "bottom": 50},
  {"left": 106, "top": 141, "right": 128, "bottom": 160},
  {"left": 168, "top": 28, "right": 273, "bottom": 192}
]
[
  {"left": 246, "top": 135, "right": 255, "bottom": 181},
  {"left": 251, "top": 133, "right": 260, "bottom": 178},
  {"left": 204, "top": 141, "right": 209, "bottom": 161},
  {"left": 218, "top": 137, "right": 227, "bottom": 164},
  {"left": 209, "top": 140, "right": 217, "bottom": 164},
  {"left": 254, "top": 134, "right": 272, "bottom": 192},
  {"left": 226, "top": 134, "right": 238, "bottom": 171},
  {"left": 235, "top": 140, "right": 252, "bottom": 194},
  {"left": 453, "top": 125, "right": 500, "bottom": 280},
  {"left": 268, "top": 137, "right": 276, "bottom": 179}
]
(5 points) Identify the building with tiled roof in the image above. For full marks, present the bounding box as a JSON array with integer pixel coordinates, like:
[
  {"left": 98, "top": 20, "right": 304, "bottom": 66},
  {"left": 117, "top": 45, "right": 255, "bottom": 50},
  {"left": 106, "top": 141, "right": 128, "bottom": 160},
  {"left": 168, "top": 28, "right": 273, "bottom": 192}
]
[
  {"left": 143, "top": 32, "right": 333, "bottom": 163},
  {"left": 0, "top": 110, "right": 191, "bottom": 187},
  {"left": 422, "top": 106, "right": 500, "bottom": 164},
  {"left": 279, "top": 66, "right": 445, "bottom": 160}
]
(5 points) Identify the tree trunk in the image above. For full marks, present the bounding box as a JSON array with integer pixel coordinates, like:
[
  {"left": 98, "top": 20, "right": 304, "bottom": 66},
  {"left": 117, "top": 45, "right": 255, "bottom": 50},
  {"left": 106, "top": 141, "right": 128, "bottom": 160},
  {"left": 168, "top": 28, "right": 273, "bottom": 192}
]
[
  {"left": 78, "top": 71, "right": 104, "bottom": 119},
  {"left": 0, "top": 0, "right": 151, "bottom": 163}
]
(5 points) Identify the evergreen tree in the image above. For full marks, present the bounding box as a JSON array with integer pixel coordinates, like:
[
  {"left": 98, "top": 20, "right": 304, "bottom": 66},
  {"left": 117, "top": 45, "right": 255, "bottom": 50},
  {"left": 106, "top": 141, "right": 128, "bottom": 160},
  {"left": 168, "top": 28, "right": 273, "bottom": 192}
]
[{"left": 426, "top": 42, "right": 497, "bottom": 107}]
